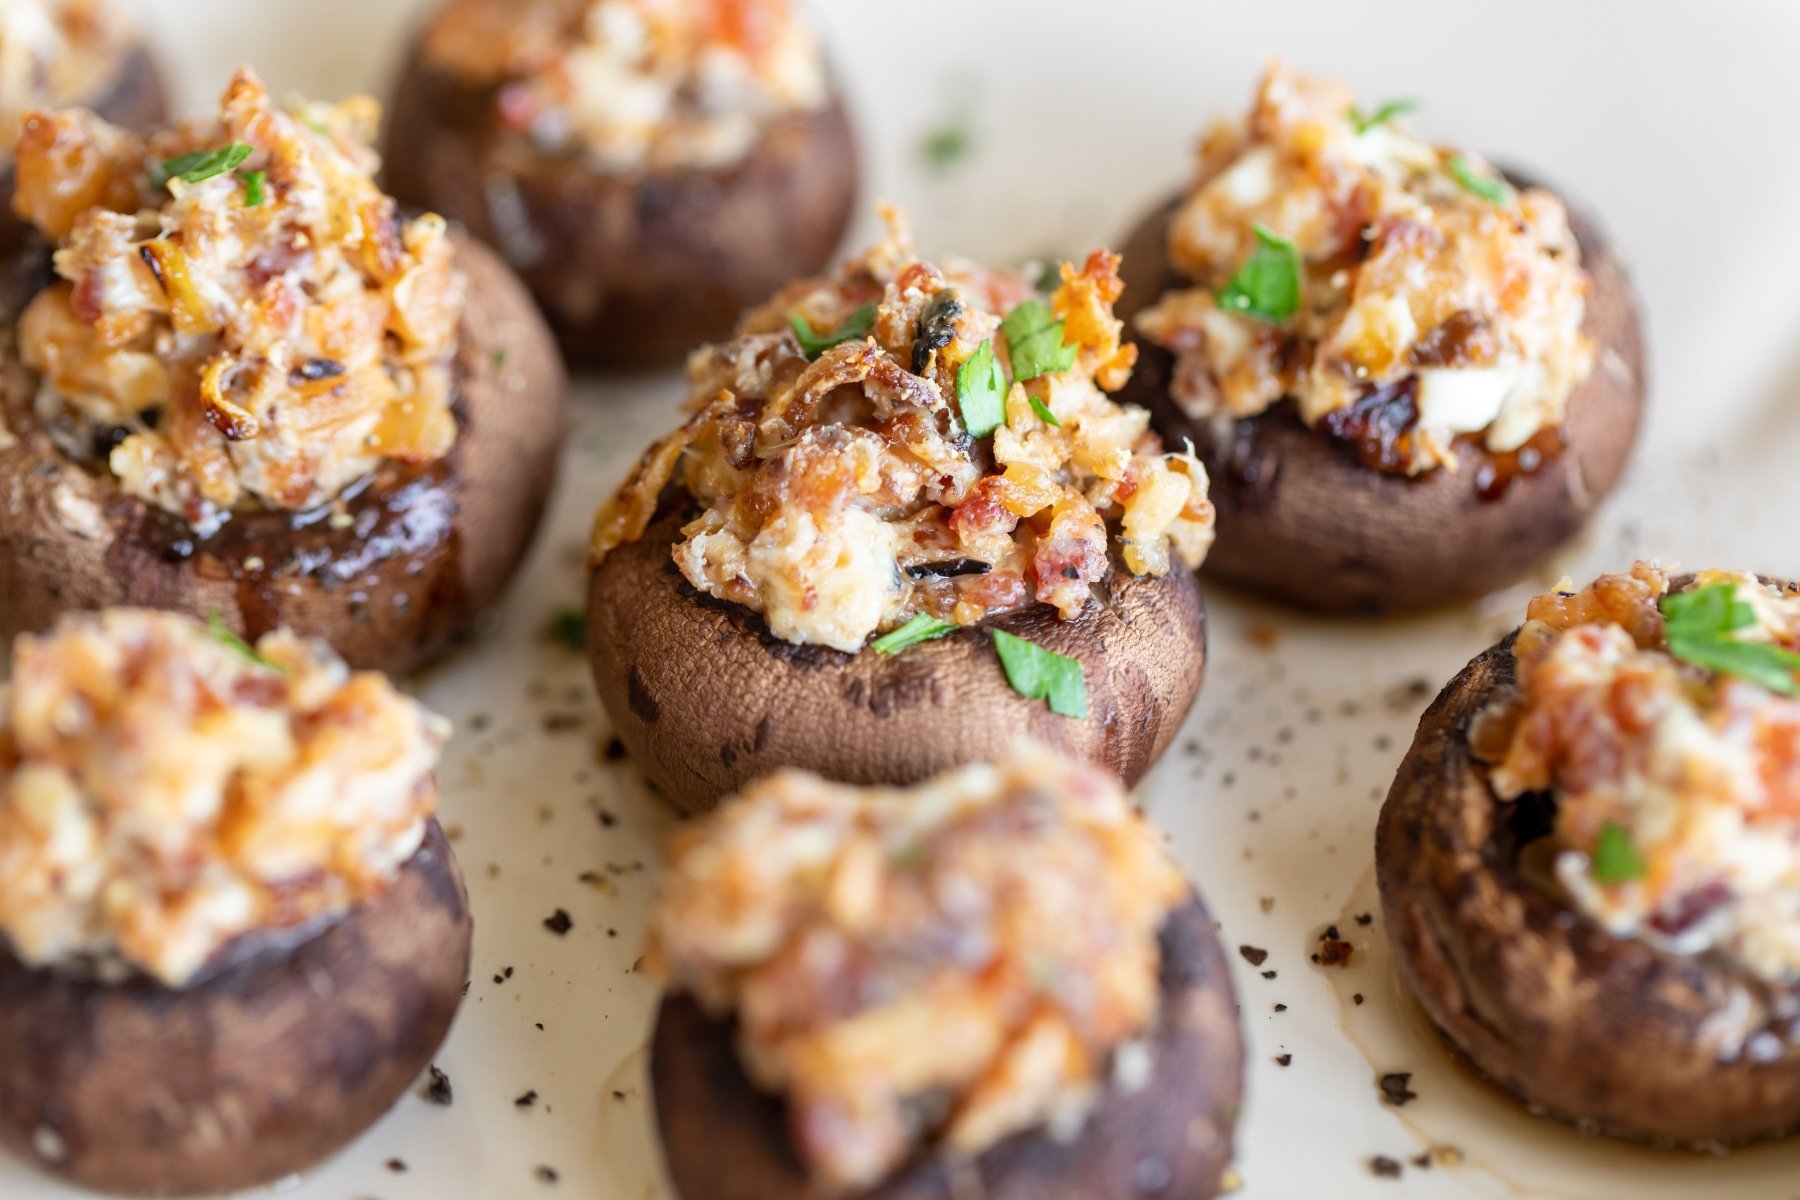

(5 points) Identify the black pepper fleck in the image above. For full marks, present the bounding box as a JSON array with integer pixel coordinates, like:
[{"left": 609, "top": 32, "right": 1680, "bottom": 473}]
[
  {"left": 422, "top": 1065, "right": 453, "bottom": 1105},
  {"left": 1274, "top": 1054, "right": 1292, "bottom": 1067},
  {"left": 1379, "top": 1073, "right": 1417, "bottom": 1107},
  {"left": 516, "top": 1090, "right": 539, "bottom": 1108},
  {"left": 1370, "top": 1156, "right": 1403, "bottom": 1179},
  {"left": 544, "top": 909, "right": 573, "bottom": 936},
  {"left": 1238, "top": 945, "right": 1269, "bottom": 967}
]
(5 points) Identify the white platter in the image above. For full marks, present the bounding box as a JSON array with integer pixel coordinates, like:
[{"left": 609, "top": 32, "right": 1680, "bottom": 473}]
[{"left": 8, "top": 0, "right": 1800, "bottom": 1196}]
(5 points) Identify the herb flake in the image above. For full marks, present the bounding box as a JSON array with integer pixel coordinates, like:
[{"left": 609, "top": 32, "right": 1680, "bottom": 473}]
[
  {"left": 1215, "top": 223, "right": 1301, "bottom": 324},
  {"left": 1448, "top": 154, "right": 1509, "bottom": 204},
  {"left": 871, "top": 614, "right": 958, "bottom": 655},
  {"left": 239, "top": 169, "right": 267, "bottom": 207},
  {"left": 1662, "top": 583, "right": 1800, "bottom": 695},
  {"left": 155, "top": 142, "right": 254, "bottom": 188},
  {"left": 1349, "top": 98, "right": 1418, "bottom": 135},
  {"left": 1027, "top": 395, "right": 1061, "bottom": 427},
  {"left": 1590, "top": 821, "right": 1647, "bottom": 884},
  {"left": 791, "top": 304, "right": 876, "bottom": 359},
  {"left": 992, "top": 630, "right": 1086, "bottom": 718},
  {"left": 956, "top": 338, "right": 1006, "bottom": 438},
  {"left": 920, "top": 120, "right": 974, "bottom": 172},
  {"left": 206, "top": 612, "right": 284, "bottom": 674},
  {"left": 1000, "top": 300, "right": 1078, "bottom": 381},
  {"left": 545, "top": 608, "right": 586, "bottom": 653}
]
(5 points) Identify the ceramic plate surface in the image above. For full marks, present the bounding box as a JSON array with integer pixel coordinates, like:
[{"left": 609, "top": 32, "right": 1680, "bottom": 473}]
[{"left": 7, "top": 1, "right": 1800, "bottom": 1196}]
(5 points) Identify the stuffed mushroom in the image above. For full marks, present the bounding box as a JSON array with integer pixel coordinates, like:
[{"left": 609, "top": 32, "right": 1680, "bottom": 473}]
[
  {"left": 383, "top": 0, "right": 858, "bottom": 369},
  {"left": 1378, "top": 563, "right": 1800, "bottom": 1145},
  {"left": 0, "top": 608, "right": 473, "bottom": 1196},
  {"left": 1116, "top": 63, "right": 1645, "bottom": 615},
  {"left": 0, "top": 68, "right": 566, "bottom": 676},
  {"left": 587, "top": 211, "right": 1215, "bottom": 813},
  {"left": 647, "top": 745, "right": 1245, "bottom": 1200},
  {"left": 0, "top": 0, "right": 168, "bottom": 259}
]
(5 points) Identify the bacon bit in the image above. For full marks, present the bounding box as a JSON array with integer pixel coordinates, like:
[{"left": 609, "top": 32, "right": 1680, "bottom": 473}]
[{"left": 1053, "top": 250, "right": 1137, "bottom": 392}]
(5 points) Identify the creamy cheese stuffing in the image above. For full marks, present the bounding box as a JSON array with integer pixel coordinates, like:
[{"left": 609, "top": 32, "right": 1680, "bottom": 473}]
[
  {"left": 1483, "top": 563, "right": 1800, "bottom": 983},
  {"left": 649, "top": 745, "right": 1188, "bottom": 1190},
  {"left": 13, "top": 68, "right": 465, "bottom": 536},
  {"left": 422, "top": 0, "right": 829, "bottom": 172},
  {"left": 591, "top": 209, "right": 1215, "bottom": 652},
  {"left": 1137, "top": 62, "right": 1594, "bottom": 475},
  {"left": 0, "top": 610, "right": 448, "bottom": 988},
  {"left": 0, "top": 0, "right": 128, "bottom": 170}
]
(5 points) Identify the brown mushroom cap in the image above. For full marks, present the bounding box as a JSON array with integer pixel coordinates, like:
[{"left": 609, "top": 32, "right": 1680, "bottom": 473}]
[
  {"left": 587, "top": 507, "right": 1208, "bottom": 815},
  {"left": 0, "top": 44, "right": 168, "bottom": 261},
  {"left": 0, "top": 818, "right": 473, "bottom": 1196},
  {"left": 1376, "top": 616, "right": 1800, "bottom": 1147},
  {"left": 1114, "top": 186, "right": 1646, "bottom": 616},
  {"left": 383, "top": 40, "right": 858, "bottom": 371},
  {"left": 0, "top": 231, "right": 565, "bottom": 677},
  {"left": 651, "top": 894, "right": 1243, "bottom": 1200}
]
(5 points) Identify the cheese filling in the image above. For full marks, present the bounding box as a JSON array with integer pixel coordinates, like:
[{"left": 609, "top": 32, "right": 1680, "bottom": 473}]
[
  {"left": 649, "top": 745, "right": 1188, "bottom": 1189},
  {"left": 422, "top": 0, "right": 829, "bottom": 172},
  {"left": 1135, "top": 61, "right": 1595, "bottom": 476},
  {"left": 0, "top": 0, "right": 129, "bottom": 170},
  {"left": 590, "top": 209, "right": 1215, "bottom": 653},
  {"left": 12, "top": 69, "right": 465, "bottom": 536},
  {"left": 1483, "top": 564, "right": 1800, "bottom": 983},
  {"left": 0, "top": 610, "right": 448, "bottom": 988}
]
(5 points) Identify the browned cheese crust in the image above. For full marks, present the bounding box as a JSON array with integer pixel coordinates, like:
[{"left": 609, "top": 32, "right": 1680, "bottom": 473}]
[
  {"left": 1376, "top": 620, "right": 1800, "bottom": 1146},
  {"left": 0, "top": 819, "right": 473, "bottom": 1196},
  {"left": 0, "top": 232, "right": 565, "bottom": 677},
  {"left": 382, "top": 43, "right": 858, "bottom": 370},
  {"left": 0, "top": 44, "right": 168, "bottom": 261},
  {"left": 1115, "top": 189, "right": 1645, "bottom": 616},
  {"left": 587, "top": 507, "right": 1208, "bottom": 815},
  {"left": 651, "top": 894, "right": 1243, "bottom": 1200}
]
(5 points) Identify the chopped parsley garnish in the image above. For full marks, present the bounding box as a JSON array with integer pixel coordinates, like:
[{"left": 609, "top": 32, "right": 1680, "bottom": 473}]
[
  {"left": 992, "top": 630, "right": 1086, "bottom": 718},
  {"left": 1215, "top": 223, "right": 1301, "bottom": 324},
  {"left": 1448, "top": 154, "right": 1509, "bottom": 204},
  {"left": 206, "top": 611, "right": 284, "bottom": 673},
  {"left": 1348, "top": 98, "right": 1418, "bottom": 135},
  {"left": 154, "top": 142, "right": 254, "bottom": 188},
  {"left": 791, "top": 304, "right": 876, "bottom": 359},
  {"left": 871, "top": 614, "right": 958, "bottom": 655},
  {"left": 1032, "top": 259, "right": 1065, "bottom": 295},
  {"left": 920, "top": 119, "right": 974, "bottom": 172},
  {"left": 1000, "top": 300, "right": 1077, "bottom": 381},
  {"left": 1590, "top": 821, "right": 1647, "bottom": 884},
  {"left": 1027, "top": 395, "right": 1061, "bottom": 427},
  {"left": 545, "top": 608, "right": 587, "bottom": 653},
  {"left": 239, "top": 169, "right": 268, "bottom": 208},
  {"left": 956, "top": 337, "right": 1007, "bottom": 438},
  {"left": 1661, "top": 583, "right": 1800, "bottom": 696}
]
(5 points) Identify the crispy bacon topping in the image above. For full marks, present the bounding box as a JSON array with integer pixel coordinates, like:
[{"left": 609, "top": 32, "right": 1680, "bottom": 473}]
[
  {"left": 0, "top": 610, "right": 447, "bottom": 988},
  {"left": 422, "top": 0, "right": 829, "bottom": 171},
  {"left": 13, "top": 69, "right": 465, "bottom": 535},
  {"left": 590, "top": 209, "right": 1215, "bottom": 652},
  {"left": 1136, "top": 62, "right": 1594, "bottom": 476},
  {"left": 649, "top": 746, "right": 1187, "bottom": 1188},
  {"left": 1482, "top": 564, "right": 1800, "bottom": 983}
]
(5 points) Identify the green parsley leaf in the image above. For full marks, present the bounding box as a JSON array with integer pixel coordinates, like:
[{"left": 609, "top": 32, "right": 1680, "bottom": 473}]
[
  {"left": 1031, "top": 259, "right": 1064, "bottom": 295},
  {"left": 1348, "top": 98, "right": 1418, "bottom": 135},
  {"left": 1027, "top": 395, "right": 1061, "bottom": 427},
  {"left": 1000, "top": 300, "right": 1078, "bottom": 381},
  {"left": 956, "top": 338, "right": 1006, "bottom": 438},
  {"left": 1214, "top": 223, "right": 1301, "bottom": 324},
  {"left": 1590, "top": 821, "right": 1647, "bottom": 884},
  {"left": 920, "top": 119, "right": 974, "bottom": 172},
  {"left": 206, "top": 611, "right": 284, "bottom": 673},
  {"left": 791, "top": 304, "right": 876, "bottom": 359},
  {"left": 992, "top": 630, "right": 1087, "bottom": 718},
  {"left": 155, "top": 142, "right": 254, "bottom": 189},
  {"left": 1448, "top": 154, "right": 1509, "bottom": 204},
  {"left": 1662, "top": 583, "right": 1800, "bottom": 695},
  {"left": 239, "top": 169, "right": 268, "bottom": 208},
  {"left": 492, "top": 348, "right": 510, "bottom": 369},
  {"left": 871, "top": 614, "right": 958, "bottom": 655},
  {"left": 545, "top": 608, "right": 587, "bottom": 653}
]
